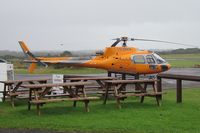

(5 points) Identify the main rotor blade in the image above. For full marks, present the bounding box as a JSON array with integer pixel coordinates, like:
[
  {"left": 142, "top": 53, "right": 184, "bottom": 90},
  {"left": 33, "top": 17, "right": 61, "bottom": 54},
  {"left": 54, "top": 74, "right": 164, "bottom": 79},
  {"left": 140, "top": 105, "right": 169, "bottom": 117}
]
[
  {"left": 132, "top": 38, "right": 198, "bottom": 48},
  {"left": 111, "top": 39, "right": 121, "bottom": 47}
]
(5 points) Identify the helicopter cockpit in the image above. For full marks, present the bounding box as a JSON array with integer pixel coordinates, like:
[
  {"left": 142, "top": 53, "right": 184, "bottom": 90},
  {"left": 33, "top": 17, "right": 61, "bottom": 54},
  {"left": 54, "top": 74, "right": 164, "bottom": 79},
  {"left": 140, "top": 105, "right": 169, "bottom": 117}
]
[{"left": 131, "top": 53, "right": 167, "bottom": 65}]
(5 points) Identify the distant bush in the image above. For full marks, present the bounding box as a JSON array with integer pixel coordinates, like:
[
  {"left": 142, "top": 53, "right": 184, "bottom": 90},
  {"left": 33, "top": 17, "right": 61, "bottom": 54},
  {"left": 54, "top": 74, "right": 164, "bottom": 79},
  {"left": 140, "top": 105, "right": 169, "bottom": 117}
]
[{"left": 158, "top": 48, "right": 200, "bottom": 54}]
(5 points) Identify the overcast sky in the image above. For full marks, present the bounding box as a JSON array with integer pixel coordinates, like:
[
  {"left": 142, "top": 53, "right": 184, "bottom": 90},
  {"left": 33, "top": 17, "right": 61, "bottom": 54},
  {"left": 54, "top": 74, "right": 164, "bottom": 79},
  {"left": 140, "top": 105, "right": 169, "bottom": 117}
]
[{"left": 0, "top": 0, "right": 200, "bottom": 51}]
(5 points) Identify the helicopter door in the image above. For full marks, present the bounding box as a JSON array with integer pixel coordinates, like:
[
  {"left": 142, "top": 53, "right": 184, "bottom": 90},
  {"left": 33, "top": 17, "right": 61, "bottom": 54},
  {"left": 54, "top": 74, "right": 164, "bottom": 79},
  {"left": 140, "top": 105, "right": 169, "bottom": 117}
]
[
  {"left": 132, "top": 55, "right": 146, "bottom": 64},
  {"left": 146, "top": 55, "right": 158, "bottom": 70},
  {"left": 131, "top": 55, "right": 149, "bottom": 73}
]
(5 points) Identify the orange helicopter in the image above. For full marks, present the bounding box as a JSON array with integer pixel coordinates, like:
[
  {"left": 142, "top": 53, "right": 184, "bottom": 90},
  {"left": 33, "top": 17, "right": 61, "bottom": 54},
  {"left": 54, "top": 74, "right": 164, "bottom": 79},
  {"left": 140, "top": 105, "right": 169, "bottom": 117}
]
[{"left": 19, "top": 37, "right": 174, "bottom": 75}]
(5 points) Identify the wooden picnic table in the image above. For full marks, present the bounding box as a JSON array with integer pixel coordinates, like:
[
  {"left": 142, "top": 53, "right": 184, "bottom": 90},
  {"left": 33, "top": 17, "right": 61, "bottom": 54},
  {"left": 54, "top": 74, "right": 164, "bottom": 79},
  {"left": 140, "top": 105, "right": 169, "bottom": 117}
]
[
  {"left": 21, "top": 81, "right": 100, "bottom": 115},
  {"left": 103, "top": 79, "right": 164, "bottom": 108},
  {"left": 0, "top": 78, "right": 49, "bottom": 107},
  {"left": 64, "top": 76, "right": 117, "bottom": 90}
]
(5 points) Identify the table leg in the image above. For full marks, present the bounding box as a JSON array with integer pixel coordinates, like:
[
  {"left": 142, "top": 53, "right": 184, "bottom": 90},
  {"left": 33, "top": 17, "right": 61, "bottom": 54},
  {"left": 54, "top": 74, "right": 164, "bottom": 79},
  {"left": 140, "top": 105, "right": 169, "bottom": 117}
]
[
  {"left": 73, "top": 88, "right": 79, "bottom": 107},
  {"left": 3, "top": 84, "right": 7, "bottom": 102},
  {"left": 36, "top": 104, "right": 41, "bottom": 116},
  {"left": 140, "top": 83, "right": 147, "bottom": 103},
  {"left": 28, "top": 89, "right": 32, "bottom": 110},
  {"left": 140, "top": 96, "right": 144, "bottom": 103},
  {"left": 135, "top": 74, "right": 140, "bottom": 90},
  {"left": 156, "top": 96, "right": 160, "bottom": 106},
  {"left": 96, "top": 80, "right": 105, "bottom": 89},
  {"left": 114, "top": 85, "right": 121, "bottom": 109},
  {"left": 103, "top": 83, "right": 110, "bottom": 105},
  {"left": 84, "top": 100, "right": 90, "bottom": 112},
  {"left": 12, "top": 82, "right": 22, "bottom": 92}
]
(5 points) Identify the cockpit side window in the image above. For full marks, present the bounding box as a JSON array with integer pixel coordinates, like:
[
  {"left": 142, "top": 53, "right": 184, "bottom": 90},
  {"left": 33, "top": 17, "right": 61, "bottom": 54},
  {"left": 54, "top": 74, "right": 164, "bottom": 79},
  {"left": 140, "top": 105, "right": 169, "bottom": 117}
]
[
  {"left": 146, "top": 55, "right": 156, "bottom": 64},
  {"left": 153, "top": 53, "right": 166, "bottom": 64},
  {"left": 132, "top": 55, "right": 145, "bottom": 64}
]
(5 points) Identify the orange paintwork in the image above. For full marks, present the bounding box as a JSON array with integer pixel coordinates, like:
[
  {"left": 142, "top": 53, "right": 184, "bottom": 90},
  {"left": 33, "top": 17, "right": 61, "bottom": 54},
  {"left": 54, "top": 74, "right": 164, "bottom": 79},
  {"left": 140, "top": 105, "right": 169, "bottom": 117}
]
[
  {"left": 19, "top": 41, "right": 171, "bottom": 74},
  {"left": 28, "top": 63, "right": 36, "bottom": 73},
  {"left": 19, "top": 41, "right": 30, "bottom": 52},
  {"left": 81, "top": 47, "right": 171, "bottom": 74}
]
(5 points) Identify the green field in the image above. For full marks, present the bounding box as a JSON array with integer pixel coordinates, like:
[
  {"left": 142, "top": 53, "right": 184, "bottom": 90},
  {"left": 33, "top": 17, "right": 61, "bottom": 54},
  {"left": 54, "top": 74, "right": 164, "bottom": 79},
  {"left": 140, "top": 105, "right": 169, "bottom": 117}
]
[
  {"left": 161, "top": 54, "right": 200, "bottom": 68},
  {"left": 0, "top": 88, "right": 200, "bottom": 133},
  {"left": 161, "top": 53, "right": 200, "bottom": 59}
]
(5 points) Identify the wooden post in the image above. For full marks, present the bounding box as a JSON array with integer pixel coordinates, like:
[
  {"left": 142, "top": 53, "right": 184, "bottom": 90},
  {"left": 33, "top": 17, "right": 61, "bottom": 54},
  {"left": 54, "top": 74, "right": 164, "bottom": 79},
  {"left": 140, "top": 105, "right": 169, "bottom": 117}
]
[
  {"left": 157, "top": 77, "right": 162, "bottom": 100},
  {"left": 176, "top": 79, "right": 182, "bottom": 103}
]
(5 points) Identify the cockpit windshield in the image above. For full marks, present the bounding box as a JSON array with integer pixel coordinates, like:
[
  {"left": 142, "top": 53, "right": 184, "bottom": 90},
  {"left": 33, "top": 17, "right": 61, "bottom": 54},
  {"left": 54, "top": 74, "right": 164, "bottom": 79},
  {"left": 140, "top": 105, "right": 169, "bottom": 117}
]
[
  {"left": 153, "top": 53, "right": 166, "bottom": 64},
  {"left": 131, "top": 53, "right": 166, "bottom": 64}
]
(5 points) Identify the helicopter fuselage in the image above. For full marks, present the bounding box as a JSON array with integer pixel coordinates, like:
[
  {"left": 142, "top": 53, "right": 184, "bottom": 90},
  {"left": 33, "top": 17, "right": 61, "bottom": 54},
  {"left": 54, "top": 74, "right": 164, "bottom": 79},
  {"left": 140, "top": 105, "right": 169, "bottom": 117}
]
[
  {"left": 19, "top": 41, "right": 171, "bottom": 74},
  {"left": 80, "top": 46, "right": 171, "bottom": 74}
]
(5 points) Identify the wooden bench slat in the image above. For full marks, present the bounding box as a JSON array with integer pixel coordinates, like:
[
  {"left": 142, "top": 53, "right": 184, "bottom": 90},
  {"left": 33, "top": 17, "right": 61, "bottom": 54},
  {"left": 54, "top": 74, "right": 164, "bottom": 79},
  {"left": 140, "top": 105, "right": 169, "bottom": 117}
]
[
  {"left": 9, "top": 91, "right": 29, "bottom": 95},
  {"left": 21, "top": 82, "right": 93, "bottom": 88},
  {"left": 117, "top": 92, "right": 166, "bottom": 97},
  {"left": 30, "top": 97, "right": 100, "bottom": 104},
  {"left": 104, "top": 79, "right": 157, "bottom": 84},
  {"left": 146, "top": 92, "right": 166, "bottom": 96},
  {"left": 97, "top": 91, "right": 114, "bottom": 94}
]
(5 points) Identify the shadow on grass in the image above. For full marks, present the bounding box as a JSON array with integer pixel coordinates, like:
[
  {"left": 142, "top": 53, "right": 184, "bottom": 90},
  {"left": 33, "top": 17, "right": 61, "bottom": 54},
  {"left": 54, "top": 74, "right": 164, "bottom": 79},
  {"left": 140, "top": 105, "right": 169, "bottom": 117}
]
[
  {"left": 15, "top": 97, "right": 172, "bottom": 116},
  {"left": 1, "top": 94, "right": 178, "bottom": 117}
]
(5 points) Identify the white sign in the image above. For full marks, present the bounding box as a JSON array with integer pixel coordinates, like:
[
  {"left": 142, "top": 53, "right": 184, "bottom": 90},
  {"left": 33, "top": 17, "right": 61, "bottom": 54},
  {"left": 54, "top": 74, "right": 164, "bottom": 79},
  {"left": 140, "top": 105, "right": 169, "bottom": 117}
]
[
  {"left": 7, "top": 64, "right": 14, "bottom": 71},
  {"left": 52, "top": 74, "right": 63, "bottom": 84},
  {"left": 0, "top": 63, "right": 8, "bottom": 101},
  {"left": 52, "top": 74, "right": 64, "bottom": 94}
]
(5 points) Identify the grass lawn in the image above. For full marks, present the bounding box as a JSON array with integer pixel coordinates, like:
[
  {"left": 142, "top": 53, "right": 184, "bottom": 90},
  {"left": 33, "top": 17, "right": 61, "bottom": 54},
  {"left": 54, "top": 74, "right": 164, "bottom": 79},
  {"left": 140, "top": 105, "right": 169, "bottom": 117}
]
[
  {"left": 161, "top": 54, "right": 200, "bottom": 68},
  {"left": 165, "top": 60, "right": 199, "bottom": 68},
  {"left": 161, "top": 53, "right": 200, "bottom": 59},
  {"left": 0, "top": 88, "right": 200, "bottom": 133}
]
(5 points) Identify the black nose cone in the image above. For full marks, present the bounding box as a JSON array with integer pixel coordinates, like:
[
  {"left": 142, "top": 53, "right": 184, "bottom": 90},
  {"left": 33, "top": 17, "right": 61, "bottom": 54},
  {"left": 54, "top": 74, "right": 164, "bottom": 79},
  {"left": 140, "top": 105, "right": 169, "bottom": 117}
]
[{"left": 161, "top": 65, "right": 168, "bottom": 71}]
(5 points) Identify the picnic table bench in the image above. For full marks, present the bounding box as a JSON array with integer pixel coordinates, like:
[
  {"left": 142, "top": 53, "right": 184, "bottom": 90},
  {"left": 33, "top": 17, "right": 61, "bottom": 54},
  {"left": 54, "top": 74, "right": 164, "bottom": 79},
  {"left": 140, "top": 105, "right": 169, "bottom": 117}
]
[
  {"left": 21, "top": 82, "right": 100, "bottom": 115},
  {"left": 0, "top": 78, "right": 49, "bottom": 107},
  {"left": 103, "top": 79, "right": 165, "bottom": 108}
]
